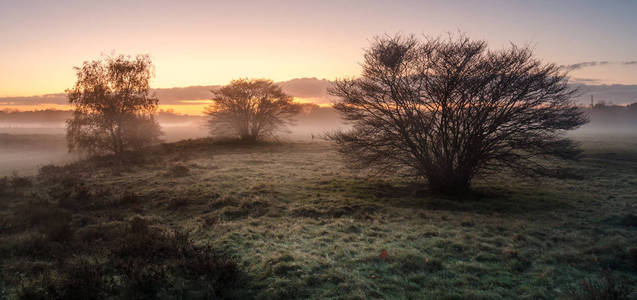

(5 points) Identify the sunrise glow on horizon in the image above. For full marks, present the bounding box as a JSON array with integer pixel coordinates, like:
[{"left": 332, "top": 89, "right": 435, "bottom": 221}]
[
  {"left": 2, "top": 0, "right": 637, "bottom": 110},
  {"left": 2, "top": 3, "right": 637, "bottom": 298},
  {"left": 0, "top": 96, "right": 332, "bottom": 116}
]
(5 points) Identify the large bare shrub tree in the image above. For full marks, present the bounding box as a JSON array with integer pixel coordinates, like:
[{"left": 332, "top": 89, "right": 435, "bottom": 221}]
[
  {"left": 329, "top": 35, "right": 587, "bottom": 192},
  {"left": 205, "top": 79, "right": 301, "bottom": 141},
  {"left": 66, "top": 54, "right": 162, "bottom": 155}
]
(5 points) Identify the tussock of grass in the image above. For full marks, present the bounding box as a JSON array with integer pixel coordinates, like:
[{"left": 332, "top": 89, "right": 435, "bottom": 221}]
[
  {"left": 563, "top": 271, "right": 632, "bottom": 300},
  {"left": 166, "top": 165, "right": 190, "bottom": 177}
]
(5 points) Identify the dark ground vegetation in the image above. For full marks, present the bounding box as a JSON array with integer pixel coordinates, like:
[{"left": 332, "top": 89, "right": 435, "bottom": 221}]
[{"left": 0, "top": 134, "right": 635, "bottom": 299}]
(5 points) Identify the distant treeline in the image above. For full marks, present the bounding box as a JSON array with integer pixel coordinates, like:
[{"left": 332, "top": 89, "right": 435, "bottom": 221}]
[
  {"left": 2, "top": 79, "right": 637, "bottom": 107},
  {"left": 0, "top": 109, "right": 201, "bottom": 124},
  {"left": 0, "top": 133, "right": 66, "bottom": 148},
  {"left": 0, "top": 109, "right": 70, "bottom": 124},
  {"left": 0, "top": 103, "right": 342, "bottom": 127},
  {"left": 583, "top": 102, "right": 637, "bottom": 125},
  {"left": 1, "top": 102, "right": 635, "bottom": 127}
]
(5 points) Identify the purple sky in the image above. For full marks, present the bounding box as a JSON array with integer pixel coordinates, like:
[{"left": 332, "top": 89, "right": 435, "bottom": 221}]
[{"left": 1, "top": 0, "right": 637, "bottom": 98}]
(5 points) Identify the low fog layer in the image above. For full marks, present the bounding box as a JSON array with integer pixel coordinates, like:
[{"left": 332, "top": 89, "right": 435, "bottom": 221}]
[
  {"left": 2, "top": 103, "right": 636, "bottom": 176},
  {"left": 0, "top": 133, "right": 73, "bottom": 176},
  {"left": 0, "top": 104, "right": 345, "bottom": 139},
  {"left": 0, "top": 105, "right": 346, "bottom": 175}
]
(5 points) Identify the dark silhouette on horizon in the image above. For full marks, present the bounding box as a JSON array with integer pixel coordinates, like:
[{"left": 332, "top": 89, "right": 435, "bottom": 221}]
[
  {"left": 66, "top": 54, "right": 162, "bottom": 155},
  {"left": 204, "top": 79, "right": 302, "bottom": 141},
  {"left": 329, "top": 34, "right": 587, "bottom": 192}
]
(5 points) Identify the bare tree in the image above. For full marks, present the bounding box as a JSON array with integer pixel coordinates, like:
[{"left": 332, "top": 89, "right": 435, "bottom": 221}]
[
  {"left": 329, "top": 35, "right": 588, "bottom": 192},
  {"left": 66, "top": 54, "right": 162, "bottom": 155},
  {"left": 205, "top": 79, "right": 301, "bottom": 141}
]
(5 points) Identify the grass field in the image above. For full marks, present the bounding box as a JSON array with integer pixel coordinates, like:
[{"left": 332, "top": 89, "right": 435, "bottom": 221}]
[{"left": 0, "top": 135, "right": 636, "bottom": 299}]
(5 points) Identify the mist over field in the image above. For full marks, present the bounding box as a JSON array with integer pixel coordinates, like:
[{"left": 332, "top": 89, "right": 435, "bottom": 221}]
[
  {"left": 2, "top": 1, "right": 637, "bottom": 298},
  {"left": 2, "top": 100, "right": 636, "bottom": 177},
  {"left": 0, "top": 102, "right": 348, "bottom": 175}
]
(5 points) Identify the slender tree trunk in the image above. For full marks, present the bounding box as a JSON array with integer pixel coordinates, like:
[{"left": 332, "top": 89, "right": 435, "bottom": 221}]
[
  {"left": 109, "top": 123, "right": 119, "bottom": 155},
  {"left": 426, "top": 173, "right": 471, "bottom": 194},
  {"left": 114, "top": 116, "right": 125, "bottom": 155}
]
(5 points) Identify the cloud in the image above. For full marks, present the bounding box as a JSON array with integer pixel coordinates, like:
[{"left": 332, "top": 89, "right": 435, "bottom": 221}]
[
  {"left": 0, "top": 93, "right": 67, "bottom": 106},
  {"left": 564, "top": 61, "right": 608, "bottom": 71},
  {"left": 3, "top": 78, "right": 637, "bottom": 110},
  {"left": 569, "top": 77, "right": 602, "bottom": 84},
  {"left": 563, "top": 60, "right": 636, "bottom": 71},
  {"left": 0, "top": 78, "right": 336, "bottom": 107}
]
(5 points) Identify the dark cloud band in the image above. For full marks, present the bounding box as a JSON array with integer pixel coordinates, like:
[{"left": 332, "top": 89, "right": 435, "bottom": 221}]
[{"left": 564, "top": 60, "right": 636, "bottom": 70}]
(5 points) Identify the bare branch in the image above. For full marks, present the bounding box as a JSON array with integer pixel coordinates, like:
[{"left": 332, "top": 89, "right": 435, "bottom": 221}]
[
  {"left": 204, "top": 79, "right": 301, "bottom": 141},
  {"left": 329, "top": 34, "right": 588, "bottom": 193}
]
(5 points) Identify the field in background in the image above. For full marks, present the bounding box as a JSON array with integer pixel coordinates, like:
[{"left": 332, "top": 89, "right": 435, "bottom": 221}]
[
  {"left": 0, "top": 132, "right": 635, "bottom": 298},
  {"left": 1, "top": 123, "right": 630, "bottom": 176},
  {"left": 0, "top": 106, "right": 342, "bottom": 176},
  {"left": 0, "top": 124, "right": 210, "bottom": 176},
  {"left": 0, "top": 133, "right": 72, "bottom": 177}
]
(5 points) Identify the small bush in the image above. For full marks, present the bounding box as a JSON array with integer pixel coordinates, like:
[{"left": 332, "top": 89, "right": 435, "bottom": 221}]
[
  {"left": 627, "top": 247, "right": 637, "bottom": 269},
  {"left": 41, "top": 217, "right": 73, "bottom": 243},
  {"left": 20, "top": 200, "right": 60, "bottom": 227},
  {"left": 120, "top": 261, "right": 167, "bottom": 299},
  {"left": 59, "top": 260, "right": 107, "bottom": 300},
  {"left": 620, "top": 214, "right": 637, "bottom": 227},
  {"left": 0, "top": 176, "right": 8, "bottom": 191},
  {"left": 9, "top": 172, "right": 32, "bottom": 190},
  {"left": 44, "top": 170, "right": 97, "bottom": 207},
  {"left": 16, "top": 260, "right": 106, "bottom": 300},
  {"left": 221, "top": 206, "right": 250, "bottom": 220},
  {"left": 110, "top": 218, "right": 244, "bottom": 298},
  {"left": 179, "top": 245, "right": 242, "bottom": 297},
  {"left": 10, "top": 233, "right": 52, "bottom": 258},
  {"left": 167, "top": 198, "right": 189, "bottom": 209},
  {"left": 112, "top": 217, "right": 164, "bottom": 260},
  {"left": 16, "top": 273, "right": 63, "bottom": 300},
  {"left": 503, "top": 247, "right": 519, "bottom": 259},
  {"left": 14, "top": 199, "right": 74, "bottom": 243},
  {"left": 37, "top": 164, "right": 64, "bottom": 179},
  {"left": 396, "top": 255, "right": 443, "bottom": 273},
  {"left": 209, "top": 197, "right": 239, "bottom": 209},
  {"left": 56, "top": 184, "right": 91, "bottom": 209},
  {"left": 511, "top": 258, "right": 532, "bottom": 273},
  {"left": 118, "top": 191, "right": 140, "bottom": 205},
  {"left": 603, "top": 214, "right": 637, "bottom": 228},
  {"left": 564, "top": 272, "right": 631, "bottom": 300},
  {"left": 99, "top": 191, "right": 141, "bottom": 208},
  {"left": 166, "top": 165, "right": 190, "bottom": 177},
  {"left": 6, "top": 204, "right": 248, "bottom": 299},
  {"left": 75, "top": 222, "right": 120, "bottom": 244},
  {"left": 0, "top": 172, "right": 33, "bottom": 196}
]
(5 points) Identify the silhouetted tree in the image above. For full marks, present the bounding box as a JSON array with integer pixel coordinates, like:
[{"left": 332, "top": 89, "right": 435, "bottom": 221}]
[
  {"left": 66, "top": 54, "right": 162, "bottom": 155},
  {"left": 205, "top": 79, "right": 301, "bottom": 141},
  {"left": 329, "top": 35, "right": 588, "bottom": 192}
]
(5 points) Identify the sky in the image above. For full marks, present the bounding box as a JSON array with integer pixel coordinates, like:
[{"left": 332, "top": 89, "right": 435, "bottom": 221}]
[{"left": 1, "top": 0, "right": 637, "bottom": 107}]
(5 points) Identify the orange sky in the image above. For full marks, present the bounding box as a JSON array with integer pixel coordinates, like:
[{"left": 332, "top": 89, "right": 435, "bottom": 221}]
[
  {"left": 0, "top": 97, "right": 330, "bottom": 116},
  {"left": 1, "top": 1, "right": 637, "bottom": 111},
  {"left": 158, "top": 98, "right": 331, "bottom": 115}
]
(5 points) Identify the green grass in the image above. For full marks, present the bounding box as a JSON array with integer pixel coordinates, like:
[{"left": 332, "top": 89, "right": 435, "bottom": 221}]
[{"left": 0, "top": 136, "right": 636, "bottom": 299}]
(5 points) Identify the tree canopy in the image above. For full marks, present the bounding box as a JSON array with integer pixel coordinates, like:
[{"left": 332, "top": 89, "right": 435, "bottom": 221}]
[
  {"left": 205, "top": 79, "right": 301, "bottom": 141},
  {"left": 66, "top": 54, "right": 162, "bottom": 155},
  {"left": 329, "top": 34, "right": 588, "bottom": 192}
]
